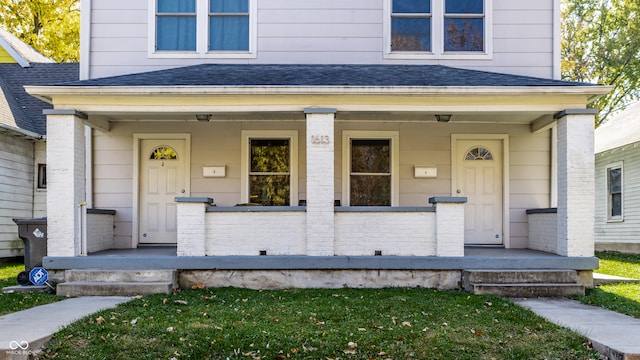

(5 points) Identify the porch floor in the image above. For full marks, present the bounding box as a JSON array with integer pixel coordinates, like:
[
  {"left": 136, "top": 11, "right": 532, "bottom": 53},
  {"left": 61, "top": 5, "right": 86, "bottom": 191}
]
[
  {"left": 42, "top": 247, "right": 598, "bottom": 271},
  {"left": 88, "top": 246, "right": 560, "bottom": 258}
]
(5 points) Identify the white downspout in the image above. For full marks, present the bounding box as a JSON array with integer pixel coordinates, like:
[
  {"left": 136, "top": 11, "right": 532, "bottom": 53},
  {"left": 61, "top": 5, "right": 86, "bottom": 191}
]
[{"left": 79, "top": 201, "right": 87, "bottom": 255}]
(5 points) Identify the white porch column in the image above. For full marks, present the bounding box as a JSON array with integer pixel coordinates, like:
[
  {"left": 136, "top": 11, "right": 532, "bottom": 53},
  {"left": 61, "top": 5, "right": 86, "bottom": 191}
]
[
  {"left": 44, "top": 109, "right": 87, "bottom": 256},
  {"left": 429, "top": 197, "right": 466, "bottom": 256},
  {"left": 555, "top": 109, "right": 597, "bottom": 257},
  {"left": 175, "top": 197, "right": 213, "bottom": 256},
  {"left": 304, "top": 108, "right": 336, "bottom": 256}
]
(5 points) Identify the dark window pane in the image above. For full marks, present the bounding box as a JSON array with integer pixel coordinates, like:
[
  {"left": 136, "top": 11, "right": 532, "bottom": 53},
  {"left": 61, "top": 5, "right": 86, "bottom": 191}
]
[
  {"left": 350, "top": 176, "right": 391, "bottom": 206},
  {"left": 445, "top": 0, "right": 483, "bottom": 14},
  {"left": 611, "top": 193, "right": 622, "bottom": 217},
  {"left": 211, "top": 0, "right": 248, "bottom": 13},
  {"left": 250, "top": 139, "right": 289, "bottom": 173},
  {"left": 393, "top": 0, "right": 430, "bottom": 13},
  {"left": 37, "top": 164, "right": 46, "bottom": 189},
  {"left": 609, "top": 168, "right": 622, "bottom": 193},
  {"left": 392, "top": 18, "right": 431, "bottom": 51},
  {"left": 210, "top": 15, "right": 249, "bottom": 50},
  {"left": 249, "top": 175, "right": 290, "bottom": 206},
  {"left": 444, "top": 18, "right": 483, "bottom": 51},
  {"left": 351, "top": 140, "right": 390, "bottom": 173},
  {"left": 157, "top": 17, "right": 197, "bottom": 50},
  {"left": 158, "top": 0, "right": 195, "bottom": 13}
]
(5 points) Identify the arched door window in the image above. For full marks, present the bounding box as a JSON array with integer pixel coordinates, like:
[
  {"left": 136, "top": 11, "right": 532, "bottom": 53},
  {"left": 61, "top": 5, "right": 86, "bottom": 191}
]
[
  {"left": 465, "top": 147, "right": 493, "bottom": 161},
  {"left": 150, "top": 146, "right": 178, "bottom": 160}
]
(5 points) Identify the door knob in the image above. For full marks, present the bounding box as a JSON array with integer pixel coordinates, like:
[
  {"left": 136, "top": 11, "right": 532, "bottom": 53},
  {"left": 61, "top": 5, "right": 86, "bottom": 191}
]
[
  {"left": 456, "top": 189, "right": 461, "bottom": 194},
  {"left": 181, "top": 189, "right": 186, "bottom": 194}
]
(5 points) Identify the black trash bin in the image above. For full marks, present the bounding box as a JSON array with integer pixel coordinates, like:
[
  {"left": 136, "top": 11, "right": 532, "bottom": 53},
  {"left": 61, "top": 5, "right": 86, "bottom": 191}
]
[{"left": 12, "top": 217, "right": 47, "bottom": 285}]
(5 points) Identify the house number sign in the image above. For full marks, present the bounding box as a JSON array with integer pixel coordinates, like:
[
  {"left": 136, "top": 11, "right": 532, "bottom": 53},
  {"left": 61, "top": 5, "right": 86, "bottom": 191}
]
[{"left": 311, "top": 135, "right": 330, "bottom": 144}]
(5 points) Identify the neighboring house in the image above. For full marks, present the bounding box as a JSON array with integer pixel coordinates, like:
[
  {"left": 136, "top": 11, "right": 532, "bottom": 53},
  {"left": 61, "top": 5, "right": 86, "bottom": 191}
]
[
  {"left": 25, "top": 0, "right": 610, "bottom": 293},
  {"left": 0, "top": 27, "right": 78, "bottom": 258},
  {"left": 595, "top": 101, "right": 640, "bottom": 254}
]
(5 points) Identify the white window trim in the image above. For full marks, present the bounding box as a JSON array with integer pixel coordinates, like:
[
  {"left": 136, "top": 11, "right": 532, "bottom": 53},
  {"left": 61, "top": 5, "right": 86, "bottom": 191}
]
[
  {"left": 605, "top": 161, "right": 623, "bottom": 222},
  {"left": 240, "top": 130, "right": 298, "bottom": 206},
  {"left": 341, "top": 131, "right": 399, "bottom": 207},
  {"left": 383, "top": 0, "right": 493, "bottom": 60},
  {"left": 148, "top": 0, "right": 257, "bottom": 59}
]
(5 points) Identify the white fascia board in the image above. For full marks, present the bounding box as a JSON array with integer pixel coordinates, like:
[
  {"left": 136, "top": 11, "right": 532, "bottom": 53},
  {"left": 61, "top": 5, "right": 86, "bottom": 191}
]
[
  {"left": 0, "top": 36, "right": 30, "bottom": 68},
  {"left": 25, "top": 85, "right": 612, "bottom": 98}
]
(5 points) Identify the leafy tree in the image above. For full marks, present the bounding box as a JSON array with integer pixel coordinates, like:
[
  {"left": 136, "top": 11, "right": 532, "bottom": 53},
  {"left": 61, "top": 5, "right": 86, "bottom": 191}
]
[
  {"left": 0, "top": 0, "right": 79, "bottom": 62},
  {"left": 562, "top": 0, "right": 640, "bottom": 126}
]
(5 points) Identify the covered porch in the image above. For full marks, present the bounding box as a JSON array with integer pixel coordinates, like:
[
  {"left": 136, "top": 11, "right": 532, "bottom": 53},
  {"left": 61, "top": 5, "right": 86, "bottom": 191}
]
[{"left": 26, "top": 65, "right": 609, "bottom": 283}]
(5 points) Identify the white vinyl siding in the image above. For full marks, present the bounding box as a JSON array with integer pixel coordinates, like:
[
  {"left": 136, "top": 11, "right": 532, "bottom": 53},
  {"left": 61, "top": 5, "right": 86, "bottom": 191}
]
[
  {"left": 596, "top": 145, "right": 640, "bottom": 247},
  {"left": 0, "top": 133, "right": 35, "bottom": 258},
  {"left": 86, "top": 0, "right": 555, "bottom": 79}
]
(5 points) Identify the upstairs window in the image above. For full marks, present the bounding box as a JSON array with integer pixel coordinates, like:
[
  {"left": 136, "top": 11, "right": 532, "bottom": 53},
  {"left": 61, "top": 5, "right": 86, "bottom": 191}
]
[
  {"left": 151, "top": 0, "right": 256, "bottom": 58},
  {"left": 391, "top": 0, "right": 432, "bottom": 51},
  {"left": 210, "top": 0, "right": 249, "bottom": 51},
  {"left": 444, "top": 0, "right": 484, "bottom": 52},
  {"left": 386, "top": 0, "right": 491, "bottom": 59},
  {"left": 156, "top": 0, "right": 197, "bottom": 51}
]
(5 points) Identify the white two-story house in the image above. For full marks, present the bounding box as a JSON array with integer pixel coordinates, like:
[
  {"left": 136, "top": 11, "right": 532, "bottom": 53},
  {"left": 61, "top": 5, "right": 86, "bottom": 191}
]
[{"left": 26, "top": 0, "right": 610, "bottom": 295}]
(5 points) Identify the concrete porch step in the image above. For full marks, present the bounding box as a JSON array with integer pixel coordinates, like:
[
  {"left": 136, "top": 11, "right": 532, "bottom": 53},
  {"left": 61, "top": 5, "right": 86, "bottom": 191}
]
[
  {"left": 65, "top": 269, "right": 177, "bottom": 285},
  {"left": 469, "top": 283, "right": 585, "bottom": 297},
  {"left": 57, "top": 281, "right": 174, "bottom": 297},
  {"left": 463, "top": 269, "right": 578, "bottom": 286},
  {"left": 57, "top": 269, "right": 178, "bottom": 297},
  {"left": 463, "top": 270, "right": 585, "bottom": 297}
]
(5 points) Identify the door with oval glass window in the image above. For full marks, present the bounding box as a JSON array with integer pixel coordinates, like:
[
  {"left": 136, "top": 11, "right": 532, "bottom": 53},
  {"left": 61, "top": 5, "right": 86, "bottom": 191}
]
[
  {"left": 455, "top": 140, "right": 503, "bottom": 245},
  {"left": 139, "top": 139, "right": 187, "bottom": 244}
]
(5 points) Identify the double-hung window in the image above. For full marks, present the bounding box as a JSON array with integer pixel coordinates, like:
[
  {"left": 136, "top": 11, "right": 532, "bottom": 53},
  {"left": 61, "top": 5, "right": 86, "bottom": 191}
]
[
  {"left": 606, "top": 162, "right": 623, "bottom": 221},
  {"left": 342, "top": 131, "right": 399, "bottom": 206},
  {"left": 241, "top": 131, "right": 298, "bottom": 206},
  {"left": 387, "top": 0, "right": 491, "bottom": 58},
  {"left": 152, "top": 0, "right": 255, "bottom": 57}
]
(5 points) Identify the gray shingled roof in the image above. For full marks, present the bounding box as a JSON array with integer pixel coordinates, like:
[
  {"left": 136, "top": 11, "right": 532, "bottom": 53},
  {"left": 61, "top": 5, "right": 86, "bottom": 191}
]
[
  {"left": 57, "top": 64, "right": 593, "bottom": 88},
  {"left": 0, "top": 62, "right": 78, "bottom": 135}
]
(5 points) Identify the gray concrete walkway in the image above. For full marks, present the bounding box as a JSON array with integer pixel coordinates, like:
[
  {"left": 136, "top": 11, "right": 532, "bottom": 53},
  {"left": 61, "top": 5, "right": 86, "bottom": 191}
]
[
  {"left": 0, "top": 296, "right": 130, "bottom": 360},
  {"left": 513, "top": 298, "right": 640, "bottom": 360}
]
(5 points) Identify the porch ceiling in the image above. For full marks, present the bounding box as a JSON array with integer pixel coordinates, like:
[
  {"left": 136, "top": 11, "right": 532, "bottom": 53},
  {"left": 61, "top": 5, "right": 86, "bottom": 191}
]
[{"left": 81, "top": 109, "right": 552, "bottom": 125}]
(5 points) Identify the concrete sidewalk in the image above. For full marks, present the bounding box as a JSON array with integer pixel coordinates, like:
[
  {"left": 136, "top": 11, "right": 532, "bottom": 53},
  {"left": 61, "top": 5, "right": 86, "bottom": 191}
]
[
  {"left": 0, "top": 296, "right": 130, "bottom": 360},
  {"left": 513, "top": 298, "right": 640, "bottom": 360}
]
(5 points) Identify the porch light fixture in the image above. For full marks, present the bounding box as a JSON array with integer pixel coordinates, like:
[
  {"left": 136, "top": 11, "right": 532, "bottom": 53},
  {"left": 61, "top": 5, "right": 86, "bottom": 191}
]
[
  {"left": 195, "top": 114, "right": 212, "bottom": 122},
  {"left": 435, "top": 114, "right": 452, "bottom": 122}
]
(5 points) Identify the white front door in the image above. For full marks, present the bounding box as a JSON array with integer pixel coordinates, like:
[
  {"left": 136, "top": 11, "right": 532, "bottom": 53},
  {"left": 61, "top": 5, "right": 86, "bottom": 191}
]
[
  {"left": 139, "top": 139, "right": 187, "bottom": 244},
  {"left": 455, "top": 139, "right": 503, "bottom": 245}
]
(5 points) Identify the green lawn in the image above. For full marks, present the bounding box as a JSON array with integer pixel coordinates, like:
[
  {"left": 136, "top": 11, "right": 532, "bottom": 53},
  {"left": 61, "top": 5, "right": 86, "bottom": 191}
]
[
  {"left": 575, "top": 252, "right": 640, "bottom": 319},
  {"left": 0, "top": 262, "right": 62, "bottom": 317},
  {"left": 39, "top": 287, "right": 598, "bottom": 360}
]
